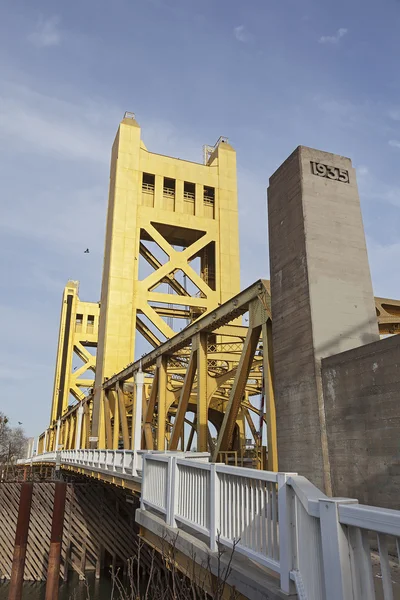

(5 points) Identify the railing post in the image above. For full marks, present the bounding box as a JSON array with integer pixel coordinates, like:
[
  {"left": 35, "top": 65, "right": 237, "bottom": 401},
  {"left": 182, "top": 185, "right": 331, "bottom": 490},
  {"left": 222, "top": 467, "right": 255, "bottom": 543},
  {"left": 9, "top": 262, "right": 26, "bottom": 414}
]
[
  {"left": 277, "top": 473, "right": 297, "bottom": 595},
  {"left": 133, "top": 369, "right": 144, "bottom": 451},
  {"left": 209, "top": 463, "right": 219, "bottom": 552},
  {"left": 140, "top": 456, "right": 147, "bottom": 510},
  {"left": 131, "top": 452, "right": 136, "bottom": 476},
  {"left": 55, "top": 419, "right": 61, "bottom": 451},
  {"left": 166, "top": 456, "right": 178, "bottom": 527},
  {"left": 319, "top": 498, "right": 358, "bottom": 600},
  {"left": 75, "top": 405, "right": 84, "bottom": 450}
]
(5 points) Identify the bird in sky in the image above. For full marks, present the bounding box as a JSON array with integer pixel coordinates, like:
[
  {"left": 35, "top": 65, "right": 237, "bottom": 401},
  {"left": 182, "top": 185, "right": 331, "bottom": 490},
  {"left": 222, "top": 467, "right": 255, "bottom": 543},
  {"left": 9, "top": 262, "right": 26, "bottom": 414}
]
[
  {"left": 18, "top": 422, "right": 22, "bottom": 425},
  {"left": 84, "top": 248, "right": 90, "bottom": 253}
]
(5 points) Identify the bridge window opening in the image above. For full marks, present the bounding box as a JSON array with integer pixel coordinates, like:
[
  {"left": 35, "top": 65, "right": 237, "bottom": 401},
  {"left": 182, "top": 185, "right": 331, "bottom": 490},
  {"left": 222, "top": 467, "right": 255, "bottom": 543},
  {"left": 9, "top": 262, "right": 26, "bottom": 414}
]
[
  {"left": 163, "top": 177, "right": 175, "bottom": 211},
  {"left": 183, "top": 181, "right": 195, "bottom": 215},
  {"left": 203, "top": 186, "right": 215, "bottom": 218},
  {"left": 150, "top": 221, "right": 206, "bottom": 251},
  {"left": 82, "top": 344, "right": 97, "bottom": 356},
  {"left": 75, "top": 314, "right": 83, "bottom": 333},
  {"left": 142, "top": 173, "right": 155, "bottom": 207},
  {"left": 87, "top": 314, "right": 95, "bottom": 333},
  {"left": 199, "top": 242, "right": 216, "bottom": 291}
]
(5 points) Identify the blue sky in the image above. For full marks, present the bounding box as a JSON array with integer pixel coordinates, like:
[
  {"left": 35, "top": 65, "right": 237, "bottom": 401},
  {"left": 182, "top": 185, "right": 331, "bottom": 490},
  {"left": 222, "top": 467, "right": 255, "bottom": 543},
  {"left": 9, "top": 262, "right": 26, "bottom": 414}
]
[{"left": 1, "top": 0, "right": 400, "bottom": 437}]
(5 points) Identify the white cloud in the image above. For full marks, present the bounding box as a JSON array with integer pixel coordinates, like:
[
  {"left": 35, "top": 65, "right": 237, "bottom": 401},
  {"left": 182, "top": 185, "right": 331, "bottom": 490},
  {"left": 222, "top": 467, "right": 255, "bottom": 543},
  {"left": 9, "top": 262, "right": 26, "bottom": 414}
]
[
  {"left": 357, "top": 165, "right": 369, "bottom": 176},
  {"left": 28, "top": 16, "right": 62, "bottom": 48},
  {"left": 0, "top": 81, "right": 114, "bottom": 163},
  {"left": 319, "top": 28, "right": 348, "bottom": 44},
  {"left": 388, "top": 140, "right": 400, "bottom": 149},
  {"left": 234, "top": 25, "right": 251, "bottom": 43},
  {"left": 388, "top": 108, "right": 400, "bottom": 121}
]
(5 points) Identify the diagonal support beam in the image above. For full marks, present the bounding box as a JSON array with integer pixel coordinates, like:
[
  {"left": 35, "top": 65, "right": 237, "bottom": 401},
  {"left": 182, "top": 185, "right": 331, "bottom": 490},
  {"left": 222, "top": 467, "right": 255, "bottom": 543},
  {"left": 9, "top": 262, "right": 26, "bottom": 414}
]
[
  {"left": 143, "top": 369, "right": 158, "bottom": 450},
  {"left": 196, "top": 332, "right": 209, "bottom": 452},
  {"left": 186, "top": 416, "right": 197, "bottom": 451},
  {"left": 136, "top": 316, "right": 163, "bottom": 348},
  {"left": 213, "top": 302, "right": 262, "bottom": 460},
  {"left": 169, "top": 347, "right": 197, "bottom": 450},
  {"left": 117, "top": 383, "right": 130, "bottom": 449},
  {"left": 104, "top": 391, "right": 113, "bottom": 449},
  {"left": 156, "top": 356, "right": 168, "bottom": 450},
  {"left": 140, "top": 242, "right": 189, "bottom": 297}
]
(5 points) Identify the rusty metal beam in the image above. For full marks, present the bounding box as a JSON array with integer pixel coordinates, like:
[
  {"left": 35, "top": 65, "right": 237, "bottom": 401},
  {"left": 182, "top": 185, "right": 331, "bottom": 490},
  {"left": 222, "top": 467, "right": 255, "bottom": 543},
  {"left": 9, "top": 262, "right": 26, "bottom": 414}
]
[
  {"left": 45, "top": 482, "right": 67, "bottom": 600},
  {"left": 9, "top": 483, "right": 33, "bottom": 600}
]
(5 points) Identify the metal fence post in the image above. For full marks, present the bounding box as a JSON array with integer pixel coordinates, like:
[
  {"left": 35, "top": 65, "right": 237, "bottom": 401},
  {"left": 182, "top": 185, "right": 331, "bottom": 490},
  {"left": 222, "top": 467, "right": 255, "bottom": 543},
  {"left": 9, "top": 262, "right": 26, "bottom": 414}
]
[
  {"left": 140, "top": 455, "right": 147, "bottom": 510},
  {"left": 277, "top": 473, "right": 297, "bottom": 595},
  {"left": 167, "top": 457, "right": 178, "bottom": 527},
  {"left": 319, "top": 498, "right": 358, "bottom": 600},
  {"left": 209, "top": 463, "right": 219, "bottom": 552}
]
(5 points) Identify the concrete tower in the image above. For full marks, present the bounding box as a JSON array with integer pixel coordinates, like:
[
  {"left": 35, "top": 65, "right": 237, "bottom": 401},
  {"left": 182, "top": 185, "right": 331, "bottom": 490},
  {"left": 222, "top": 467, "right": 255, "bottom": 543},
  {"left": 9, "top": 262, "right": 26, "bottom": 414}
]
[{"left": 268, "top": 146, "right": 379, "bottom": 492}]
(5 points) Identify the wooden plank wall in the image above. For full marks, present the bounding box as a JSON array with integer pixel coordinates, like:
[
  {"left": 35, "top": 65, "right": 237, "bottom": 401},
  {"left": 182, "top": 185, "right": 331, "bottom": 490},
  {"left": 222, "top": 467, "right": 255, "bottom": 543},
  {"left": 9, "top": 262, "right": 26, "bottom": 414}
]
[{"left": 0, "top": 482, "right": 140, "bottom": 581}]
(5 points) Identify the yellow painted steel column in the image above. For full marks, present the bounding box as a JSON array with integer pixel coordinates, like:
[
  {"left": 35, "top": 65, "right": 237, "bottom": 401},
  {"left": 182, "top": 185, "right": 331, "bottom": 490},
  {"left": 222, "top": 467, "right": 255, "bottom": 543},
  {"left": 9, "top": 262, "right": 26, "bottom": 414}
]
[
  {"left": 103, "top": 392, "right": 113, "bottom": 449},
  {"left": 117, "top": 384, "right": 130, "bottom": 449},
  {"left": 156, "top": 356, "right": 167, "bottom": 450},
  {"left": 196, "top": 333, "right": 208, "bottom": 452},
  {"left": 169, "top": 347, "right": 197, "bottom": 450},
  {"left": 112, "top": 391, "right": 119, "bottom": 449}
]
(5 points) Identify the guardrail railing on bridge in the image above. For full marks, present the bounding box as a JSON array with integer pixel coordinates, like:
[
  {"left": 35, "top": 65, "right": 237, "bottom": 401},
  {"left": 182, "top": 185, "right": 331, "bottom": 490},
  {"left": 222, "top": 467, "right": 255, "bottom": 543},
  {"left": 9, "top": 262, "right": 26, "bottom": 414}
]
[
  {"left": 18, "top": 450, "right": 400, "bottom": 599},
  {"left": 140, "top": 454, "right": 400, "bottom": 600}
]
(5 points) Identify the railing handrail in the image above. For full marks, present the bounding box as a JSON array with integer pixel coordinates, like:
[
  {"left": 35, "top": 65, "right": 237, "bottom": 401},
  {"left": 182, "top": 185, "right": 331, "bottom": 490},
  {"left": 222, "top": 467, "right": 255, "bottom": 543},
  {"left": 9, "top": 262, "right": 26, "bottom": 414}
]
[
  {"left": 176, "top": 458, "right": 211, "bottom": 471},
  {"left": 338, "top": 502, "right": 400, "bottom": 535},
  {"left": 216, "top": 463, "right": 278, "bottom": 482},
  {"left": 288, "top": 474, "right": 329, "bottom": 518}
]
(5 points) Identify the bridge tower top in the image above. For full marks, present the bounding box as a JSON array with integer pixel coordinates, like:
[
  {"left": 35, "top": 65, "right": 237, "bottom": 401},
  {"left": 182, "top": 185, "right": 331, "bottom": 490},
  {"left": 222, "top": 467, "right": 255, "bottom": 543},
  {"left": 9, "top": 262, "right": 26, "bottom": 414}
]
[
  {"left": 91, "top": 114, "right": 241, "bottom": 446},
  {"left": 49, "top": 281, "right": 99, "bottom": 424}
]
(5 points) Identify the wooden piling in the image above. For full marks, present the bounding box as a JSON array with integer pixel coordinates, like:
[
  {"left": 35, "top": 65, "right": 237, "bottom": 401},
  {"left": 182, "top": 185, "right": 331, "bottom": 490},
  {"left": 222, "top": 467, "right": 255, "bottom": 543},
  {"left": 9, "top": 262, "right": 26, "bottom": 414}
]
[
  {"left": 8, "top": 482, "right": 34, "bottom": 600},
  {"left": 45, "top": 482, "right": 67, "bottom": 600}
]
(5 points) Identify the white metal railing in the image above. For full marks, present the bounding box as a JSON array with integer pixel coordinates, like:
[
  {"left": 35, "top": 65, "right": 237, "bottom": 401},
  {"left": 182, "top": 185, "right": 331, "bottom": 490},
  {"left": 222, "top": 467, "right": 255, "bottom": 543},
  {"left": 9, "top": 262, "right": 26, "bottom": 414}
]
[
  {"left": 18, "top": 449, "right": 209, "bottom": 479},
  {"left": 141, "top": 455, "right": 281, "bottom": 568},
  {"left": 218, "top": 465, "right": 279, "bottom": 571},
  {"left": 17, "top": 451, "right": 57, "bottom": 464},
  {"left": 140, "top": 456, "right": 400, "bottom": 600},
  {"left": 62, "top": 449, "right": 138, "bottom": 476},
  {"left": 338, "top": 503, "right": 400, "bottom": 600}
]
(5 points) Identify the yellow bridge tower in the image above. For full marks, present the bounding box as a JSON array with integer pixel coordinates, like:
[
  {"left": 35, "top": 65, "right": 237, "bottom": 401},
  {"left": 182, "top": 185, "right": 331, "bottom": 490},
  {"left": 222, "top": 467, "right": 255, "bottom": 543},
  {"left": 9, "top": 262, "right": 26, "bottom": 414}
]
[{"left": 91, "top": 113, "right": 241, "bottom": 448}]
